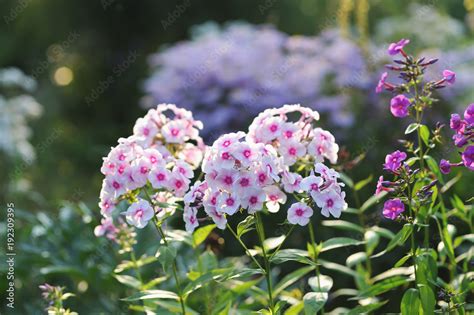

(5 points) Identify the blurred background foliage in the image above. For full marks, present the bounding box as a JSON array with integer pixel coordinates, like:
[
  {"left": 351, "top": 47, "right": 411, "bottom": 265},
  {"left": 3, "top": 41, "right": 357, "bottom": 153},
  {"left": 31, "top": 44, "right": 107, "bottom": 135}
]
[{"left": 0, "top": 0, "right": 473, "bottom": 313}]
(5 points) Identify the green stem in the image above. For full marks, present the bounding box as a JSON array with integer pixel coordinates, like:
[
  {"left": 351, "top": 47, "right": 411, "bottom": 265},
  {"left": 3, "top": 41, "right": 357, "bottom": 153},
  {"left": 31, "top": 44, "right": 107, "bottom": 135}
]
[
  {"left": 269, "top": 225, "right": 295, "bottom": 260},
  {"left": 308, "top": 221, "right": 324, "bottom": 315},
  {"left": 143, "top": 189, "right": 186, "bottom": 315},
  {"left": 354, "top": 189, "right": 372, "bottom": 280},
  {"left": 154, "top": 221, "right": 186, "bottom": 315},
  {"left": 226, "top": 223, "right": 265, "bottom": 272},
  {"left": 130, "top": 249, "right": 144, "bottom": 288},
  {"left": 407, "top": 184, "right": 418, "bottom": 284},
  {"left": 255, "top": 213, "right": 275, "bottom": 313}
]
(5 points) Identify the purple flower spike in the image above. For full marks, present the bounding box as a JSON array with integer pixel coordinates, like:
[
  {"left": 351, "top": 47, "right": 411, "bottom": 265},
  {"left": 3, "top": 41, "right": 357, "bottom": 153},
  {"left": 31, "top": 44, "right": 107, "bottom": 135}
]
[
  {"left": 462, "top": 145, "right": 474, "bottom": 171},
  {"left": 450, "top": 113, "right": 462, "bottom": 131},
  {"left": 383, "top": 198, "right": 405, "bottom": 220},
  {"left": 376, "top": 72, "right": 388, "bottom": 94},
  {"left": 464, "top": 103, "right": 474, "bottom": 124},
  {"left": 439, "top": 159, "right": 452, "bottom": 174},
  {"left": 388, "top": 39, "right": 410, "bottom": 56},
  {"left": 383, "top": 150, "right": 407, "bottom": 172},
  {"left": 442, "top": 70, "right": 456, "bottom": 85},
  {"left": 390, "top": 94, "right": 411, "bottom": 118}
]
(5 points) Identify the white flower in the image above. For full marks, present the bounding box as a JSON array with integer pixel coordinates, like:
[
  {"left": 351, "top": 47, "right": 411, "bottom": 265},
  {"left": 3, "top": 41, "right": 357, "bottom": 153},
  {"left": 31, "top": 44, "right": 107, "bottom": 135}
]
[
  {"left": 300, "top": 174, "right": 323, "bottom": 199},
  {"left": 148, "top": 166, "right": 172, "bottom": 189},
  {"left": 287, "top": 202, "right": 313, "bottom": 226},
  {"left": 183, "top": 206, "right": 199, "bottom": 232},
  {"left": 204, "top": 206, "right": 227, "bottom": 230},
  {"left": 217, "top": 191, "right": 240, "bottom": 215},
  {"left": 264, "top": 185, "right": 287, "bottom": 213},
  {"left": 241, "top": 188, "right": 266, "bottom": 214},
  {"left": 162, "top": 119, "right": 187, "bottom": 143},
  {"left": 124, "top": 199, "right": 155, "bottom": 229},
  {"left": 279, "top": 140, "right": 306, "bottom": 165},
  {"left": 130, "top": 157, "right": 152, "bottom": 187},
  {"left": 314, "top": 189, "right": 346, "bottom": 218}
]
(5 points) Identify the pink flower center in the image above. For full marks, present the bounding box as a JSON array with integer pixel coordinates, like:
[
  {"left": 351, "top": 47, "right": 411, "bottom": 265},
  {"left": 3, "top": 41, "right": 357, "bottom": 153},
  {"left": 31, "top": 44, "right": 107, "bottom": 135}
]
[
  {"left": 258, "top": 173, "right": 266, "bottom": 182},
  {"left": 150, "top": 156, "right": 157, "bottom": 163},
  {"left": 243, "top": 150, "right": 251, "bottom": 158},
  {"left": 310, "top": 183, "right": 319, "bottom": 191},
  {"left": 140, "top": 166, "right": 148, "bottom": 174},
  {"left": 289, "top": 147, "right": 297, "bottom": 155},
  {"left": 285, "top": 130, "right": 293, "bottom": 138},
  {"left": 295, "top": 208, "right": 304, "bottom": 217},
  {"left": 223, "top": 140, "right": 231, "bottom": 147},
  {"left": 135, "top": 209, "right": 143, "bottom": 218},
  {"left": 249, "top": 196, "right": 258, "bottom": 204},
  {"left": 270, "top": 195, "right": 278, "bottom": 201},
  {"left": 269, "top": 124, "right": 278, "bottom": 132},
  {"left": 226, "top": 198, "right": 235, "bottom": 206},
  {"left": 224, "top": 176, "right": 233, "bottom": 185},
  {"left": 222, "top": 152, "right": 231, "bottom": 160},
  {"left": 326, "top": 199, "right": 334, "bottom": 207},
  {"left": 157, "top": 173, "right": 165, "bottom": 181},
  {"left": 175, "top": 180, "right": 183, "bottom": 188},
  {"left": 240, "top": 178, "right": 250, "bottom": 187},
  {"left": 112, "top": 181, "right": 120, "bottom": 189},
  {"left": 171, "top": 129, "right": 179, "bottom": 136},
  {"left": 143, "top": 128, "right": 150, "bottom": 136}
]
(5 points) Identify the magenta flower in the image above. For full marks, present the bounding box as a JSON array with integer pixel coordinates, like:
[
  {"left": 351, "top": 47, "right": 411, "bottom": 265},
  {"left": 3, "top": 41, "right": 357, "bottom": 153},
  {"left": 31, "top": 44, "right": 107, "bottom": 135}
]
[
  {"left": 383, "top": 150, "right": 407, "bottom": 172},
  {"left": 442, "top": 70, "right": 456, "bottom": 85},
  {"left": 465, "top": 103, "right": 474, "bottom": 124},
  {"left": 375, "top": 72, "right": 388, "bottom": 93},
  {"left": 439, "top": 159, "right": 452, "bottom": 174},
  {"left": 462, "top": 145, "right": 474, "bottom": 171},
  {"left": 382, "top": 198, "right": 405, "bottom": 220},
  {"left": 388, "top": 39, "right": 410, "bottom": 56},
  {"left": 390, "top": 94, "right": 411, "bottom": 118}
]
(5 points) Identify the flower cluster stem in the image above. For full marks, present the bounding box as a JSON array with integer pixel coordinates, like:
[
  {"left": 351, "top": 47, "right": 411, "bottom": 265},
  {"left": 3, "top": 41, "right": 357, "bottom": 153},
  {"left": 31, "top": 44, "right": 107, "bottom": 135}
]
[
  {"left": 255, "top": 212, "right": 275, "bottom": 313},
  {"left": 308, "top": 221, "right": 325, "bottom": 315},
  {"left": 155, "top": 222, "right": 186, "bottom": 315}
]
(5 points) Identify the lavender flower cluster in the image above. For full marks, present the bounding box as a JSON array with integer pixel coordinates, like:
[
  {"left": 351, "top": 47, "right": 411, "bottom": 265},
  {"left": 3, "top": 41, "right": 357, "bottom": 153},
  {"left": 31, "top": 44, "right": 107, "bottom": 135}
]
[{"left": 143, "top": 23, "right": 369, "bottom": 137}]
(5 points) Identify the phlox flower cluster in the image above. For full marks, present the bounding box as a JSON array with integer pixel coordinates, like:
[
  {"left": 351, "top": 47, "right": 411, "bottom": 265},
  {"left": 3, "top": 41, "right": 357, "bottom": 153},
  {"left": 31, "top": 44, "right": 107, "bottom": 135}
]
[
  {"left": 95, "top": 104, "right": 205, "bottom": 236},
  {"left": 440, "top": 103, "right": 474, "bottom": 173},
  {"left": 183, "top": 105, "right": 346, "bottom": 232}
]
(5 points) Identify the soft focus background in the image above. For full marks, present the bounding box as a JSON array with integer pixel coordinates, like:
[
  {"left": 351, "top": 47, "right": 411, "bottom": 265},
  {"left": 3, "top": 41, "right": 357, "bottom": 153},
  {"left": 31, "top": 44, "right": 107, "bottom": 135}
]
[{"left": 0, "top": 0, "right": 473, "bottom": 313}]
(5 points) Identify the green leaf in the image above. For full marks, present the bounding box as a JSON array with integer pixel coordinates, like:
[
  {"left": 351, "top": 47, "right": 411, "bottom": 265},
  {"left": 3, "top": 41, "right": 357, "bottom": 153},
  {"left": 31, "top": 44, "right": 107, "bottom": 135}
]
[
  {"left": 274, "top": 266, "right": 315, "bottom": 296},
  {"left": 192, "top": 224, "right": 216, "bottom": 248},
  {"left": 401, "top": 288, "right": 420, "bottom": 315},
  {"left": 122, "top": 290, "right": 179, "bottom": 301},
  {"left": 356, "top": 276, "right": 410, "bottom": 298},
  {"left": 157, "top": 246, "right": 177, "bottom": 271},
  {"left": 270, "top": 249, "right": 316, "bottom": 266},
  {"left": 394, "top": 254, "right": 411, "bottom": 268},
  {"left": 415, "top": 254, "right": 437, "bottom": 287},
  {"left": 319, "top": 259, "right": 358, "bottom": 277},
  {"left": 365, "top": 230, "right": 380, "bottom": 256},
  {"left": 372, "top": 224, "right": 412, "bottom": 258},
  {"left": 303, "top": 292, "right": 327, "bottom": 314},
  {"left": 264, "top": 235, "right": 286, "bottom": 252},
  {"left": 284, "top": 302, "right": 304, "bottom": 315},
  {"left": 347, "top": 300, "right": 388, "bottom": 315},
  {"left": 418, "top": 285, "right": 435, "bottom": 315},
  {"left": 308, "top": 274, "right": 333, "bottom": 292},
  {"left": 360, "top": 191, "right": 387, "bottom": 212},
  {"left": 405, "top": 123, "right": 420, "bottom": 134},
  {"left": 114, "top": 274, "right": 142, "bottom": 289},
  {"left": 321, "top": 237, "right": 365, "bottom": 252},
  {"left": 354, "top": 175, "right": 373, "bottom": 191},
  {"left": 237, "top": 215, "right": 255, "bottom": 237},
  {"left": 346, "top": 252, "right": 366, "bottom": 267},
  {"left": 321, "top": 220, "right": 364, "bottom": 233},
  {"left": 424, "top": 155, "right": 444, "bottom": 184},
  {"left": 420, "top": 125, "right": 430, "bottom": 146}
]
